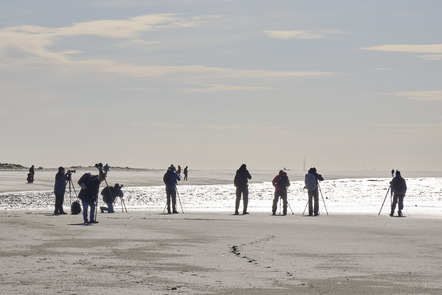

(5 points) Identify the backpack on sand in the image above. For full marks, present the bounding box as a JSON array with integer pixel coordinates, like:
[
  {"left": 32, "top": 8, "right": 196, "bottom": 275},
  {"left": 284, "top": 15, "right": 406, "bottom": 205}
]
[
  {"left": 304, "top": 173, "right": 317, "bottom": 191},
  {"left": 71, "top": 200, "right": 81, "bottom": 215}
]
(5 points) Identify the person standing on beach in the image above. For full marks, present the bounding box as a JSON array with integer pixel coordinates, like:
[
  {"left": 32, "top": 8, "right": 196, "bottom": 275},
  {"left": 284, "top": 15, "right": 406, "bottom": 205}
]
[
  {"left": 27, "top": 165, "right": 35, "bottom": 183},
  {"left": 183, "top": 166, "right": 188, "bottom": 181},
  {"left": 390, "top": 170, "right": 407, "bottom": 217},
  {"left": 78, "top": 171, "right": 106, "bottom": 223},
  {"left": 234, "top": 164, "right": 252, "bottom": 215},
  {"left": 163, "top": 165, "right": 181, "bottom": 214},
  {"left": 304, "top": 167, "right": 324, "bottom": 216},
  {"left": 272, "top": 170, "right": 290, "bottom": 215},
  {"left": 53, "top": 167, "right": 72, "bottom": 215}
]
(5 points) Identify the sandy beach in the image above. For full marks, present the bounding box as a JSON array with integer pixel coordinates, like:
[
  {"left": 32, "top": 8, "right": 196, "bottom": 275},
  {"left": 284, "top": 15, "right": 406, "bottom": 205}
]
[{"left": 1, "top": 210, "right": 441, "bottom": 295}]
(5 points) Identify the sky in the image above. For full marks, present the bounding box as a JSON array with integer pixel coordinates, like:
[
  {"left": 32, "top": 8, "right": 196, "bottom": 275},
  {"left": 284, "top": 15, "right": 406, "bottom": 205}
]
[{"left": 1, "top": 0, "right": 441, "bottom": 172}]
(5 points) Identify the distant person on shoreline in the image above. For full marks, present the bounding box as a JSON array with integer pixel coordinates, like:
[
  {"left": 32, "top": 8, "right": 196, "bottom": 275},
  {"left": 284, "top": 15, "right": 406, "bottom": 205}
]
[
  {"left": 177, "top": 165, "right": 182, "bottom": 177},
  {"left": 27, "top": 165, "right": 35, "bottom": 183},
  {"left": 53, "top": 167, "right": 72, "bottom": 215},
  {"left": 390, "top": 170, "right": 407, "bottom": 217},
  {"left": 272, "top": 170, "right": 290, "bottom": 216},
  {"left": 183, "top": 166, "right": 188, "bottom": 181},
  {"left": 163, "top": 165, "right": 181, "bottom": 214},
  {"left": 78, "top": 171, "right": 106, "bottom": 223},
  {"left": 304, "top": 167, "right": 324, "bottom": 216},
  {"left": 234, "top": 164, "right": 252, "bottom": 215}
]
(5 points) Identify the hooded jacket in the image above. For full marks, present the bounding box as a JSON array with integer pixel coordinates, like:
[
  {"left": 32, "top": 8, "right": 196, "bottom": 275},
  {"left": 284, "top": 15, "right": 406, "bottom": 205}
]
[{"left": 234, "top": 164, "right": 252, "bottom": 188}]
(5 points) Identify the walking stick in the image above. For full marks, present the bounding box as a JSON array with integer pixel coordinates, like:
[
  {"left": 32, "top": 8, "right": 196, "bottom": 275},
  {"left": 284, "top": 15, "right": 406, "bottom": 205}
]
[
  {"left": 378, "top": 186, "right": 391, "bottom": 216},
  {"left": 318, "top": 183, "right": 328, "bottom": 215}
]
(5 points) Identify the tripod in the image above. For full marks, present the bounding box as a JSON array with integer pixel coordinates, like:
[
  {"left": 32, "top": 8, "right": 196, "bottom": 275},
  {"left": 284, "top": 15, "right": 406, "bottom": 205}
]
[
  {"left": 302, "top": 183, "right": 328, "bottom": 215},
  {"left": 163, "top": 188, "right": 184, "bottom": 214},
  {"left": 276, "top": 196, "right": 295, "bottom": 215},
  {"left": 378, "top": 185, "right": 391, "bottom": 216},
  {"left": 378, "top": 170, "right": 395, "bottom": 216},
  {"left": 67, "top": 178, "right": 79, "bottom": 204}
]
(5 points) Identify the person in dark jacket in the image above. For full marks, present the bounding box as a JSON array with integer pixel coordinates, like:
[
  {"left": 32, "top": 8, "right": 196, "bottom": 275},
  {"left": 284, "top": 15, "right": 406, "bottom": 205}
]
[
  {"left": 100, "top": 183, "right": 124, "bottom": 213},
  {"left": 78, "top": 172, "right": 106, "bottom": 223},
  {"left": 27, "top": 165, "right": 35, "bottom": 183},
  {"left": 163, "top": 165, "right": 181, "bottom": 214},
  {"left": 272, "top": 170, "right": 290, "bottom": 215},
  {"left": 53, "top": 167, "right": 72, "bottom": 215},
  {"left": 305, "top": 167, "right": 324, "bottom": 216},
  {"left": 234, "top": 164, "right": 252, "bottom": 215},
  {"left": 390, "top": 170, "right": 407, "bottom": 217},
  {"left": 183, "top": 166, "right": 188, "bottom": 181}
]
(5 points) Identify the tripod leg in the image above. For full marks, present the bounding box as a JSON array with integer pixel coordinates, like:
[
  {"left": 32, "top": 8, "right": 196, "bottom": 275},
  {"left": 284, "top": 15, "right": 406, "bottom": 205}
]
[
  {"left": 318, "top": 184, "right": 328, "bottom": 215},
  {"left": 302, "top": 200, "right": 308, "bottom": 216},
  {"left": 378, "top": 186, "right": 391, "bottom": 216},
  {"left": 279, "top": 197, "right": 281, "bottom": 215},
  {"left": 121, "top": 198, "right": 127, "bottom": 213},
  {"left": 177, "top": 190, "right": 184, "bottom": 214},
  {"left": 287, "top": 201, "right": 294, "bottom": 215}
]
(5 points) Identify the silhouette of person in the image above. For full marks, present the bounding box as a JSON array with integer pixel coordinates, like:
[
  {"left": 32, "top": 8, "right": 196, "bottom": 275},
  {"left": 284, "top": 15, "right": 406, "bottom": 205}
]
[
  {"left": 390, "top": 170, "right": 407, "bottom": 217},
  {"left": 27, "top": 165, "right": 35, "bottom": 183},
  {"left": 234, "top": 164, "right": 252, "bottom": 215},
  {"left": 183, "top": 166, "right": 188, "bottom": 181},
  {"left": 53, "top": 167, "right": 72, "bottom": 215},
  {"left": 163, "top": 165, "right": 181, "bottom": 214},
  {"left": 100, "top": 183, "right": 123, "bottom": 213},
  {"left": 305, "top": 167, "right": 324, "bottom": 216},
  {"left": 272, "top": 170, "right": 290, "bottom": 215},
  {"left": 78, "top": 171, "right": 106, "bottom": 223}
]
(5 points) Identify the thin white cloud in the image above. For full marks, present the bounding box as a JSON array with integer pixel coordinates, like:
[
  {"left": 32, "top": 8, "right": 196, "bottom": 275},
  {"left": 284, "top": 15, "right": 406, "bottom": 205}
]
[
  {"left": 264, "top": 29, "right": 345, "bottom": 40},
  {"left": 419, "top": 54, "right": 442, "bottom": 61},
  {"left": 72, "top": 58, "right": 331, "bottom": 78},
  {"left": 362, "top": 44, "right": 442, "bottom": 54},
  {"left": 394, "top": 90, "right": 442, "bottom": 101},
  {"left": 152, "top": 121, "right": 185, "bottom": 128},
  {"left": 182, "top": 82, "right": 275, "bottom": 93},
  {"left": 373, "top": 123, "right": 442, "bottom": 130},
  {"left": 0, "top": 14, "right": 332, "bottom": 80},
  {"left": 372, "top": 67, "right": 393, "bottom": 71}
]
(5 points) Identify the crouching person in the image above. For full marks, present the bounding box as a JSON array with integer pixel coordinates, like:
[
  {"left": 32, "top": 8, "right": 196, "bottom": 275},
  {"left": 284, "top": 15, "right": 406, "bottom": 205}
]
[
  {"left": 100, "top": 183, "right": 124, "bottom": 213},
  {"left": 78, "top": 171, "right": 106, "bottom": 224}
]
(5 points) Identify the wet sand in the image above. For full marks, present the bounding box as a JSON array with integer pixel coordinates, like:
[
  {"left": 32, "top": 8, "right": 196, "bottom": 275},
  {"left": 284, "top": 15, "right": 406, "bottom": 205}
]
[{"left": 0, "top": 210, "right": 441, "bottom": 294}]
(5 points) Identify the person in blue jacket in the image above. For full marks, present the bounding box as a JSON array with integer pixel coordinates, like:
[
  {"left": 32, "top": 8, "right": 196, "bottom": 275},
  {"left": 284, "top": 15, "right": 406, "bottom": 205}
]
[
  {"left": 53, "top": 166, "right": 73, "bottom": 215},
  {"left": 163, "top": 165, "right": 181, "bottom": 214}
]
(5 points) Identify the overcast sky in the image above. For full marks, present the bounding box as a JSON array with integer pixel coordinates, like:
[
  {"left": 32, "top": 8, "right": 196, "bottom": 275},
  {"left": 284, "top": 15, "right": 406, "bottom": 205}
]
[{"left": 1, "top": 0, "right": 441, "bottom": 171}]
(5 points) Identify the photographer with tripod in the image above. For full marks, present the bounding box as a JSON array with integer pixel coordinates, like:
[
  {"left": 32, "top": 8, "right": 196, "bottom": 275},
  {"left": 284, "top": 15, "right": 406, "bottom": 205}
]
[
  {"left": 272, "top": 170, "right": 290, "bottom": 216},
  {"left": 304, "top": 167, "right": 324, "bottom": 216},
  {"left": 390, "top": 170, "right": 407, "bottom": 217},
  {"left": 78, "top": 169, "right": 106, "bottom": 224},
  {"left": 100, "top": 183, "right": 124, "bottom": 213},
  {"left": 53, "top": 166, "right": 74, "bottom": 215},
  {"left": 163, "top": 165, "right": 181, "bottom": 214}
]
